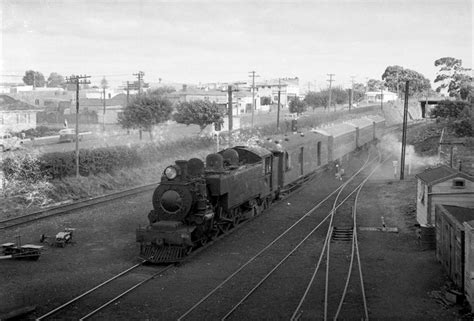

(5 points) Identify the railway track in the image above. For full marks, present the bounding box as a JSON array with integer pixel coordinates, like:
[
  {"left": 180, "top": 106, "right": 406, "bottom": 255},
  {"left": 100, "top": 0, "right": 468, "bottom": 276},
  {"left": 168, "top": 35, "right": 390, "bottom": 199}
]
[
  {"left": 0, "top": 183, "right": 158, "bottom": 230},
  {"left": 35, "top": 262, "right": 174, "bottom": 320},
  {"left": 174, "top": 151, "right": 385, "bottom": 320},
  {"left": 290, "top": 157, "right": 385, "bottom": 320}
]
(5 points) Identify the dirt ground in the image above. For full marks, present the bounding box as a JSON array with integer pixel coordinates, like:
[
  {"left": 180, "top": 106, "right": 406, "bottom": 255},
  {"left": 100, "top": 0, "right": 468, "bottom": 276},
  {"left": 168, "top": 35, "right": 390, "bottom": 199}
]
[{"left": 0, "top": 149, "right": 465, "bottom": 320}]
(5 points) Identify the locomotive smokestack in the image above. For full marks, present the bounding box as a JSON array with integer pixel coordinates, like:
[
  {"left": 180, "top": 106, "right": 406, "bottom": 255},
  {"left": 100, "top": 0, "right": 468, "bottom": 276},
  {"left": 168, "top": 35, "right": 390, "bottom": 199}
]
[{"left": 175, "top": 160, "right": 188, "bottom": 179}]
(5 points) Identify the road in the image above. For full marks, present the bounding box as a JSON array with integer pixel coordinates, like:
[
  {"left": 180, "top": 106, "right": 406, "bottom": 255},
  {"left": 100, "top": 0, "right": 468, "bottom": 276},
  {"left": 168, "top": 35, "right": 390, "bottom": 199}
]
[{"left": 11, "top": 104, "right": 358, "bottom": 155}]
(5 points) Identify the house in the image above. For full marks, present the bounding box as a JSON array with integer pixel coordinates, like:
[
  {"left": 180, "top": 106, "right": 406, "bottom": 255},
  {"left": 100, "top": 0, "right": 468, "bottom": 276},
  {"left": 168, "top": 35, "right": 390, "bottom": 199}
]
[
  {"left": 255, "top": 78, "right": 300, "bottom": 112},
  {"left": 365, "top": 90, "right": 397, "bottom": 103},
  {"left": 415, "top": 165, "right": 474, "bottom": 227},
  {"left": 75, "top": 94, "right": 128, "bottom": 114},
  {"left": 167, "top": 87, "right": 228, "bottom": 107},
  {"left": 0, "top": 95, "right": 42, "bottom": 132}
]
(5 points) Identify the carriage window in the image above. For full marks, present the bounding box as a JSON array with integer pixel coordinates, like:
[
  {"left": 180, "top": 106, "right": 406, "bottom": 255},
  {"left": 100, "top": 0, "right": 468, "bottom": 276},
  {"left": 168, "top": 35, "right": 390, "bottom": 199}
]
[{"left": 285, "top": 152, "right": 291, "bottom": 172}]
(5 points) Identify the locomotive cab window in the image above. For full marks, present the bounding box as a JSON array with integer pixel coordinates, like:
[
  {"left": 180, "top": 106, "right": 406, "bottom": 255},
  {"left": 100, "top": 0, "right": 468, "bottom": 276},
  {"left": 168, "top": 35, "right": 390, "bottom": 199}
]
[
  {"left": 452, "top": 179, "right": 466, "bottom": 189},
  {"left": 264, "top": 157, "right": 271, "bottom": 174}
]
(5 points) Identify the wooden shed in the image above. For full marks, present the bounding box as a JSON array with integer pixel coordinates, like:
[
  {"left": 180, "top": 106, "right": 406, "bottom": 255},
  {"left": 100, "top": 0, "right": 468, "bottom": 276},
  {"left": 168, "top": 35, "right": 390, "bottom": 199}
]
[
  {"left": 463, "top": 219, "right": 474, "bottom": 310},
  {"left": 435, "top": 205, "right": 474, "bottom": 291},
  {"left": 415, "top": 165, "right": 474, "bottom": 227}
]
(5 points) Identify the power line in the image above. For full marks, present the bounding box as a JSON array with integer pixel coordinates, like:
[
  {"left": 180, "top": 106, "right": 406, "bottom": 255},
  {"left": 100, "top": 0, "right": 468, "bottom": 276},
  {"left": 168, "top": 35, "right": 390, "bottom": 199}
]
[
  {"left": 327, "top": 74, "right": 335, "bottom": 111},
  {"left": 133, "top": 71, "right": 145, "bottom": 95},
  {"left": 248, "top": 71, "right": 260, "bottom": 128},
  {"left": 65, "top": 74, "right": 91, "bottom": 178}
]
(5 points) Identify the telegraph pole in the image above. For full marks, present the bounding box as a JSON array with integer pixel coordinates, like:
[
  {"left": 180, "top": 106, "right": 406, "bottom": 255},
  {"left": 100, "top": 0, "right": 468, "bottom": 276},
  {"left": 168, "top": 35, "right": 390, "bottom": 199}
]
[
  {"left": 400, "top": 81, "right": 409, "bottom": 180},
  {"left": 65, "top": 74, "right": 91, "bottom": 177},
  {"left": 277, "top": 78, "right": 281, "bottom": 131},
  {"left": 133, "top": 71, "right": 145, "bottom": 95},
  {"left": 349, "top": 76, "right": 355, "bottom": 111},
  {"left": 380, "top": 87, "right": 384, "bottom": 110},
  {"left": 327, "top": 74, "right": 335, "bottom": 111},
  {"left": 227, "top": 85, "right": 233, "bottom": 132},
  {"left": 248, "top": 71, "right": 259, "bottom": 128}
]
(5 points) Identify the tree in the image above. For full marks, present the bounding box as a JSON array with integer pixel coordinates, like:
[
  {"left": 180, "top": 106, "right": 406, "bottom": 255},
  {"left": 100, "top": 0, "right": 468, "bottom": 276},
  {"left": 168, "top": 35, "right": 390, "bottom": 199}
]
[
  {"left": 353, "top": 83, "right": 366, "bottom": 102},
  {"left": 431, "top": 100, "right": 473, "bottom": 137},
  {"left": 46, "top": 72, "right": 65, "bottom": 88},
  {"left": 289, "top": 97, "right": 307, "bottom": 115},
  {"left": 117, "top": 96, "right": 173, "bottom": 140},
  {"left": 382, "top": 66, "right": 431, "bottom": 96},
  {"left": 434, "top": 57, "right": 473, "bottom": 100},
  {"left": 367, "top": 79, "right": 384, "bottom": 91},
  {"left": 149, "top": 86, "right": 176, "bottom": 97},
  {"left": 173, "top": 100, "right": 224, "bottom": 132},
  {"left": 304, "top": 91, "right": 327, "bottom": 111},
  {"left": 23, "top": 70, "right": 46, "bottom": 88}
]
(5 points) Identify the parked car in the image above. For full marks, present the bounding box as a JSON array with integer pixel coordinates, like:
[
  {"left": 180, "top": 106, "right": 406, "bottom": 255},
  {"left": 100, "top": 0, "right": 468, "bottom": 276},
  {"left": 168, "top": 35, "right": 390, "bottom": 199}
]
[
  {"left": 0, "top": 133, "right": 24, "bottom": 152},
  {"left": 58, "top": 128, "right": 82, "bottom": 143}
]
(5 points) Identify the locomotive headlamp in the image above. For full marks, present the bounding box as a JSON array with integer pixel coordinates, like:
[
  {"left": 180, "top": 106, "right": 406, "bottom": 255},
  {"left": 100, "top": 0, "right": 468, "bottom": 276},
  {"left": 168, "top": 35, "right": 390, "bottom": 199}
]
[{"left": 164, "top": 166, "right": 178, "bottom": 180}]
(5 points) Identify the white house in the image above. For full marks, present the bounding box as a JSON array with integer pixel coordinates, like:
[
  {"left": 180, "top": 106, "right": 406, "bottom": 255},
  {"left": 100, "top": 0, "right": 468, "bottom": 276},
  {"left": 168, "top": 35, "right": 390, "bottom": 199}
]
[
  {"left": 365, "top": 90, "right": 398, "bottom": 103},
  {"left": 0, "top": 95, "right": 41, "bottom": 132},
  {"left": 416, "top": 165, "right": 474, "bottom": 226}
]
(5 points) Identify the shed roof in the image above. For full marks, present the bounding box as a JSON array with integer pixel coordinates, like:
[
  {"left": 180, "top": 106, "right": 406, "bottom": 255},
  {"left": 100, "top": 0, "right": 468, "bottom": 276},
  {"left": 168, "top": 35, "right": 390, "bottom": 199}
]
[
  {"left": 344, "top": 118, "right": 374, "bottom": 129},
  {"left": 415, "top": 165, "right": 474, "bottom": 185},
  {"left": 313, "top": 123, "right": 355, "bottom": 137},
  {"left": 440, "top": 205, "right": 474, "bottom": 224}
]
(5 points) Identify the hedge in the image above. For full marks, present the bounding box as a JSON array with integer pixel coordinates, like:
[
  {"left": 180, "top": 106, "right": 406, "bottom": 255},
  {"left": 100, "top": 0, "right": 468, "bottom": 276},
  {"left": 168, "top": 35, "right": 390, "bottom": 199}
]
[{"left": 2, "top": 137, "right": 215, "bottom": 180}]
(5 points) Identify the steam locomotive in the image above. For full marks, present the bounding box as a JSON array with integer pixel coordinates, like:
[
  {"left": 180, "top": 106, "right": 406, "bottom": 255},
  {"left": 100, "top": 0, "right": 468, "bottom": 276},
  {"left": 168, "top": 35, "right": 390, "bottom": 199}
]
[{"left": 136, "top": 115, "right": 385, "bottom": 263}]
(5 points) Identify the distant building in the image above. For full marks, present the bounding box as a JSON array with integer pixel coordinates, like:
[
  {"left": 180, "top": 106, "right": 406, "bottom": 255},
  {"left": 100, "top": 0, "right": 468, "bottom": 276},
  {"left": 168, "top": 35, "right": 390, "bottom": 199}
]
[
  {"left": 255, "top": 77, "right": 299, "bottom": 111},
  {"left": 0, "top": 95, "right": 42, "bottom": 132},
  {"left": 415, "top": 165, "right": 474, "bottom": 227},
  {"left": 365, "top": 90, "right": 397, "bottom": 103}
]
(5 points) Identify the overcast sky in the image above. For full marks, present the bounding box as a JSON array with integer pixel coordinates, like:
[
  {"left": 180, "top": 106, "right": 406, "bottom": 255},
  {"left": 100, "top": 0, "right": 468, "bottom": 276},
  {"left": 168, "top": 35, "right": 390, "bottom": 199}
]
[{"left": 1, "top": 0, "right": 472, "bottom": 89}]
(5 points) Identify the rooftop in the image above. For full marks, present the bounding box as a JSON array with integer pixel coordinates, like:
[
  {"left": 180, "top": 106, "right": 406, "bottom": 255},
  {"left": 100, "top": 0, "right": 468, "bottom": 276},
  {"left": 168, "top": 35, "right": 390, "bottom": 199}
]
[
  {"left": 440, "top": 205, "right": 474, "bottom": 224},
  {"left": 0, "top": 94, "right": 40, "bottom": 111},
  {"left": 415, "top": 165, "right": 457, "bottom": 184}
]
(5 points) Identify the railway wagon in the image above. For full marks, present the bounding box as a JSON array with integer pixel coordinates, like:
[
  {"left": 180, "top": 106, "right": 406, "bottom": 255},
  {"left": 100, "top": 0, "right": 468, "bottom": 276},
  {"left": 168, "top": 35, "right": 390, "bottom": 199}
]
[
  {"left": 261, "top": 131, "right": 329, "bottom": 190},
  {"left": 365, "top": 115, "right": 386, "bottom": 139},
  {"left": 313, "top": 123, "right": 356, "bottom": 162},
  {"left": 345, "top": 118, "right": 376, "bottom": 148}
]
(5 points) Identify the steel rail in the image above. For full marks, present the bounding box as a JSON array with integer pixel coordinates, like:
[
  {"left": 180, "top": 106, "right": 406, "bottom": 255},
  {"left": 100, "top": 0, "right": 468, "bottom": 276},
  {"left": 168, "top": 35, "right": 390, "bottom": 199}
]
[
  {"left": 36, "top": 261, "right": 147, "bottom": 320},
  {"left": 1, "top": 182, "right": 158, "bottom": 230},
  {"left": 79, "top": 264, "right": 174, "bottom": 320},
  {"left": 333, "top": 207, "right": 357, "bottom": 320},
  {"left": 178, "top": 154, "right": 376, "bottom": 321},
  {"left": 225, "top": 154, "right": 381, "bottom": 321},
  {"left": 291, "top": 154, "right": 386, "bottom": 320}
]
